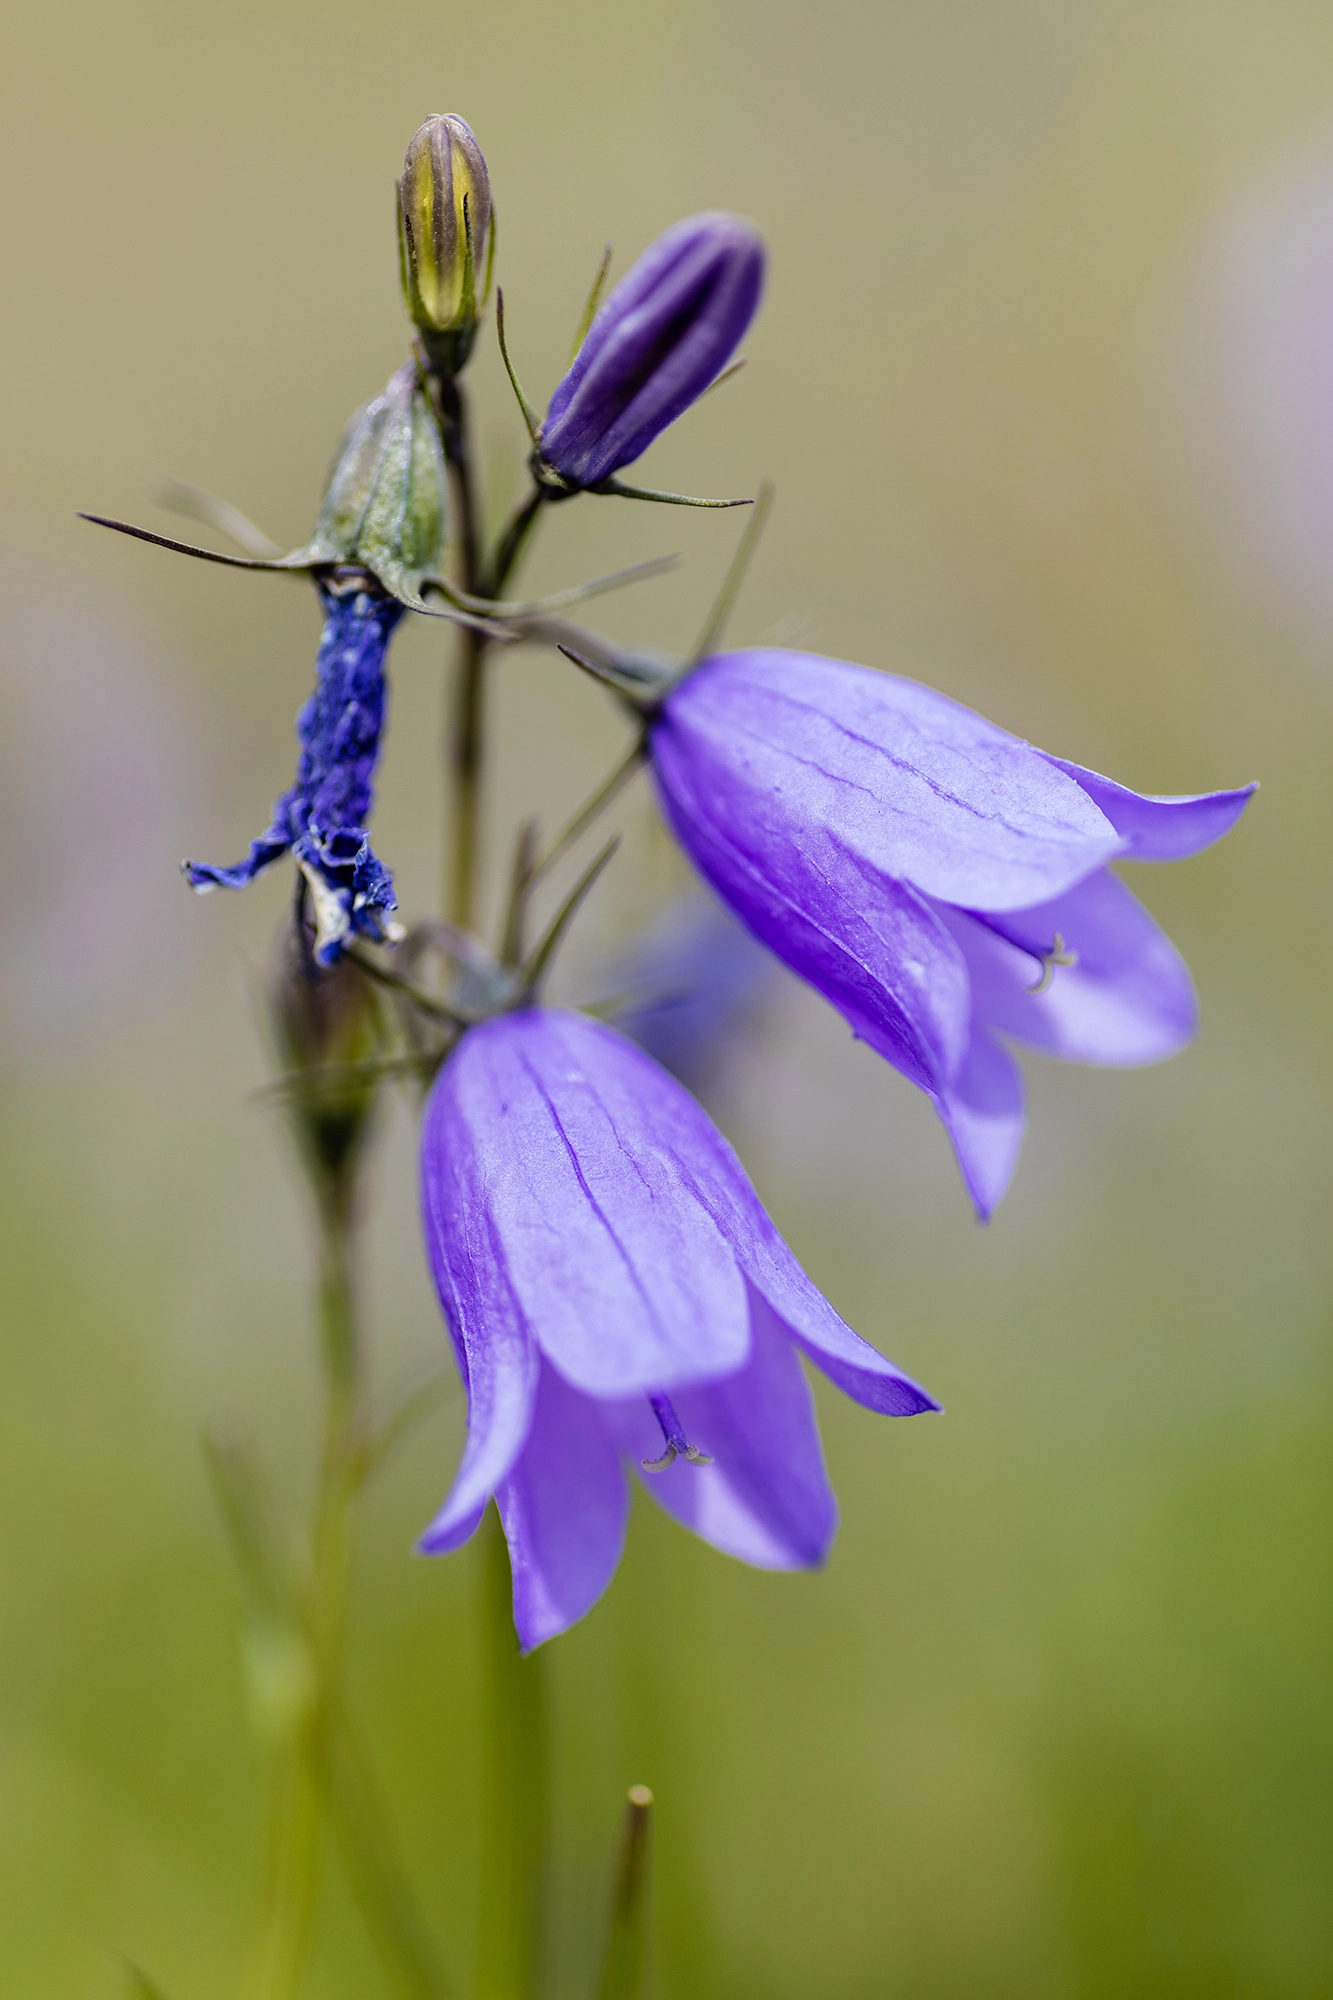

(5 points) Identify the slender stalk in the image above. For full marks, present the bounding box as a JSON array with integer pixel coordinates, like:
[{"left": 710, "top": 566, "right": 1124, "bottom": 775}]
[
  {"left": 433, "top": 370, "right": 482, "bottom": 598},
  {"left": 525, "top": 739, "right": 645, "bottom": 894},
  {"left": 481, "top": 488, "right": 546, "bottom": 603},
  {"left": 475, "top": 1505, "right": 549, "bottom": 2000},
  {"left": 449, "top": 623, "right": 489, "bottom": 929},
  {"left": 327, "top": 1695, "right": 451, "bottom": 1998},
  {"left": 426, "top": 358, "right": 554, "bottom": 1996},
  {"left": 596, "top": 1789, "right": 654, "bottom": 2000},
  {"left": 446, "top": 485, "right": 549, "bottom": 929},
  {"left": 239, "top": 1186, "right": 365, "bottom": 2000},
  {"left": 433, "top": 364, "right": 488, "bottom": 930}
]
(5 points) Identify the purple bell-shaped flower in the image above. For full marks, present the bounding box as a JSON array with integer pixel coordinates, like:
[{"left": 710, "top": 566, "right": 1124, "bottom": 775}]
[
  {"left": 418, "top": 1007, "right": 936, "bottom": 1649},
  {"left": 648, "top": 649, "right": 1256, "bottom": 1217}
]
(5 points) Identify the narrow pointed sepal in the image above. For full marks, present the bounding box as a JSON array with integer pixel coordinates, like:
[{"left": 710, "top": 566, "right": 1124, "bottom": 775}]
[
  {"left": 84, "top": 362, "right": 449, "bottom": 617},
  {"left": 78, "top": 512, "right": 313, "bottom": 573},
  {"left": 592, "top": 478, "right": 754, "bottom": 509},
  {"left": 555, "top": 642, "right": 679, "bottom": 714},
  {"left": 420, "top": 550, "right": 680, "bottom": 622},
  {"left": 496, "top": 289, "right": 543, "bottom": 446}
]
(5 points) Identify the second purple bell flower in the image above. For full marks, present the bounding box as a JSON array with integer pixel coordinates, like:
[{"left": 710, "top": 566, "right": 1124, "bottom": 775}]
[
  {"left": 418, "top": 1007, "right": 936, "bottom": 1650},
  {"left": 538, "top": 212, "right": 765, "bottom": 491},
  {"left": 648, "top": 650, "right": 1256, "bottom": 1219}
]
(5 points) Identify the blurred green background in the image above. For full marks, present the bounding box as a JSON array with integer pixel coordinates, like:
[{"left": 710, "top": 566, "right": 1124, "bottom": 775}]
[{"left": 2, "top": 1, "right": 1330, "bottom": 1993}]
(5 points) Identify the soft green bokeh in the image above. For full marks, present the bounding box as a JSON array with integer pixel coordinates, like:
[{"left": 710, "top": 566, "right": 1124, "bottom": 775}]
[{"left": 1, "top": 1, "right": 1330, "bottom": 1993}]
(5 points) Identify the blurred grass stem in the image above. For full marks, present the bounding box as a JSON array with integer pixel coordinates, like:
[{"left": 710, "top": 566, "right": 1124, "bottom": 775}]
[
  {"left": 476, "top": 1504, "right": 549, "bottom": 2000},
  {"left": 239, "top": 1187, "right": 364, "bottom": 2000},
  {"left": 596, "top": 1788, "right": 654, "bottom": 2000}
]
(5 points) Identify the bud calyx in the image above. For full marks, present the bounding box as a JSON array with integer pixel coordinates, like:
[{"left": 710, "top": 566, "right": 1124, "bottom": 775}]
[{"left": 307, "top": 362, "right": 447, "bottom": 607}]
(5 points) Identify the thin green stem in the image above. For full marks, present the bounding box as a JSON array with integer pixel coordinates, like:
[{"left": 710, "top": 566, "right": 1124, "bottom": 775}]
[
  {"left": 431, "top": 367, "right": 482, "bottom": 598},
  {"left": 434, "top": 367, "right": 488, "bottom": 930},
  {"left": 423, "top": 356, "right": 555, "bottom": 1998},
  {"left": 519, "top": 838, "right": 620, "bottom": 998},
  {"left": 343, "top": 941, "right": 471, "bottom": 1028},
  {"left": 481, "top": 487, "right": 546, "bottom": 602},
  {"left": 327, "top": 1696, "right": 451, "bottom": 1998},
  {"left": 238, "top": 1192, "right": 365, "bottom": 2000},
  {"left": 525, "top": 738, "right": 645, "bottom": 895},
  {"left": 446, "top": 481, "right": 547, "bottom": 929},
  {"left": 596, "top": 1788, "right": 654, "bottom": 2000},
  {"left": 449, "top": 624, "right": 488, "bottom": 929},
  {"left": 475, "top": 1505, "right": 549, "bottom": 2000}
]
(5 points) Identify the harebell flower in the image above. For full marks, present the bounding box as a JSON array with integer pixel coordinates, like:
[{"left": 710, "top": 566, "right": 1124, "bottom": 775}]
[
  {"left": 418, "top": 1007, "right": 937, "bottom": 1650},
  {"left": 646, "top": 649, "right": 1255, "bottom": 1217},
  {"left": 83, "top": 101, "right": 1256, "bottom": 2000}
]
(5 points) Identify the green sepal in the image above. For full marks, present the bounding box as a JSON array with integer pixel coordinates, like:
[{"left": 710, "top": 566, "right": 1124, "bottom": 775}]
[
  {"left": 554, "top": 639, "right": 680, "bottom": 715},
  {"left": 496, "top": 289, "right": 542, "bottom": 447},
  {"left": 569, "top": 241, "right": 613, "bottom": 363},
  {"left": 80, "top": 363, "right": 464, "bottom": 620},
  {"left": 690, "top": 477, "right": 775, "bottom": 660},
  {"left": 302, "top": 361, "right": 446, "bottom": 604},
  {"left": 519, "top": 837, "right": 620, "bottom": 997},
  {"left": 420, "top": 549, "right": 680, "bottom": 621},
  {"left": 591, "top": 477, "right": 754, "bottom": 509}
]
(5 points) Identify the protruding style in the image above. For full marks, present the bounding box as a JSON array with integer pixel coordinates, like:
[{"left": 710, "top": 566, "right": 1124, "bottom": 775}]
[{"left": 398, "top": 112, "right": 493, "bottom": 371}]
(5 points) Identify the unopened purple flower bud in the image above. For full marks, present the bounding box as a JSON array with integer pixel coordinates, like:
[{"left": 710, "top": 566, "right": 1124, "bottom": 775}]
[{"left": 538, "top": 213, "right": 765, "bottom": 492}]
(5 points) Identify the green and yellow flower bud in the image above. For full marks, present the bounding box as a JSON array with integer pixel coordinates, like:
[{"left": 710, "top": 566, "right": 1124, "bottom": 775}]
[{"left": 397, "top": 113, "right": 493, "bottom": 370}]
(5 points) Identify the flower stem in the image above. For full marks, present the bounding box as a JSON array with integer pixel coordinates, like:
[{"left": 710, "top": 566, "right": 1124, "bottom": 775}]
[
  {"left": 427, "top": 361, "right": 553, "bottom": 1993},
  {"left": 448, "top": 623, "right": 489, "bottom": 930},
  {"left": 326, "top": 1694, "right": 452, "bottom": 1998},
  {"left": 445, "top": 487, "right": 549, "bottom": 928},
  {"left": 595, "top": 1788, "right": 654, "bottom": 2000},
  {"left": 482, "top": 488, "right": 546, "bottom": 603},
  {"left": 523, "top": 737, "right": 645, "bottom": 895},
  {"left": 239, "top": 1187, "right": 365, "bottom": 2000},
  {"left": 438, "top": 371, "right": 548, "bottom": 927},
  {"left": 474, "top": 1504, "right": 548, "bottom": 2000}
]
